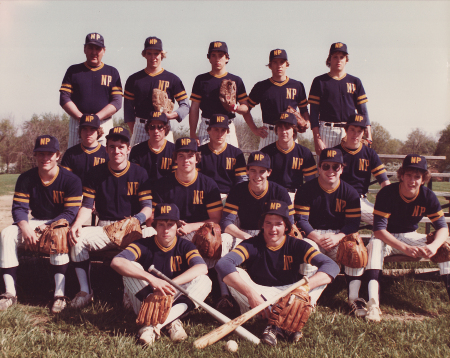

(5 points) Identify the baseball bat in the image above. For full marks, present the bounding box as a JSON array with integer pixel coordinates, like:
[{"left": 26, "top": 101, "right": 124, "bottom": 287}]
[
  {"left": 193, "top": 278, "right": 307, "bottom": 349},
  {"left": 148, "top": 265, "right": 260, "bottom": 345}
]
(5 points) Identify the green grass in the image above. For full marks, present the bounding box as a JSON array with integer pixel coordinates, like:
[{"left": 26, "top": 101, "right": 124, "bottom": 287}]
[{"left": 0, "top": 174, "right": 19, "bottom": 196}]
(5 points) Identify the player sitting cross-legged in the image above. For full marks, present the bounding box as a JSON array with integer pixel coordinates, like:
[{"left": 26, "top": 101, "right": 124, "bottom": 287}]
[
  {"left": 0, "top": 135, "right": 82, "bottom": 314},
  {"left": 365, "top": 155, "right": 450, "bottom": 322},
  {"left": 111, "top": 203, "right": 211, "bottom": 346},
  {"left": 216, "top": 200, "right": 339, "bottom": 346}
]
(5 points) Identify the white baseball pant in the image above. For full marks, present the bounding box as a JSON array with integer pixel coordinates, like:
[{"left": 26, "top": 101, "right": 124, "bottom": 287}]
[
  {"left": 197, "top": 117, "right": 238, "bottom": 147},
  {"left": 69, "top": 116, "right": 113, "bottom": 148},
  {"left": 360, "top": 196, "right": 375, "bottom": 226},
  {"left": 0, "top": 220, "right": 69, "bottom": 267},
  {"left": 318, "top": 121, "right": 346, "bottom": 149},
  {"left": 130, "top": 118, "right": 174, "bottom": 147}
]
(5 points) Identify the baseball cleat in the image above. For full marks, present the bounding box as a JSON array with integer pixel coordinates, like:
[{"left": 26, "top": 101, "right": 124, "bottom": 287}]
[
  {"left": 366, "top": 298, "right": 382, "bottom": 322},
  {"left": 70, "top": 291, "right": 94, "bottom": 309},
  {"left": 0, "top": 293, "right": 17, "bottom": 311},
  {"left": 261, "top": 325, "right": 284, "bottom": 346},
  {"left": 287, "top": 330, "right": 303, "bottom": 343},
  {"left": 51, "top": 296, "right": 68, "bottom": 314},
  {"left": 349, "top": 298, "right": 368, "bottom": 318},
  {"left": 138, "top": 325, "right": 160, "bottom": 346},
  {"left": 167, "top": 319, "right": 188, "bottom": 342}
]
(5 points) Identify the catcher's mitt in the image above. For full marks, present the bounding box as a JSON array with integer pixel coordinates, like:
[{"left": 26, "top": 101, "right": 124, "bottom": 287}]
[
  {"left": 35, "top": 219, "right": 70, "bottom": 255},
  {"left": 336, "top": 233, "right": 368, "bottom": 268},
  {"left": 219, "top": 79, "right": 236, "bottom": 111},
  {"left": 268, "top": 287, "right": 312, "bottom": 333},
  {"left": 103, "top": 217, "right": 142, "bottom": 249},
  {"left": 152, "top": 88, "right": 174, "bottom": 113},
  {"left": 136, "top": 292, "right": 174, "bottom": 326},
  {"left": 426, "top": 232, "right": 450, "bottom": 263},
  {"left": 288, "top": 225, "right": 303, "bottom": 240},
  {"left": 286, "top": 106, "right": 310, "bottom": 133},
  {"left": 192, "top": 222, "right": 222, "bottom": 260}
]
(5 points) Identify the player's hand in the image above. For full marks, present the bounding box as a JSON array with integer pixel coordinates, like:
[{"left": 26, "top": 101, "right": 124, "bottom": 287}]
[
  {"left": 177, "top": 221, "right": 196, "bottom": 236},
  {"left": 22, "top": 225, "right": 40, "bottom": 251},
  {"left": 320, "top": 233, "right": 342, "bottom": 251},
  {"left": 417, "top": 245, "right": 437, "bottom": 259},
  {"left": 151, "top": 277, "right": 177, "bottom": 296},
  {"left": 402, "top": 245, "right": 422, "bottom": 258},
  {"left": 247, "top": 292, "right": 269, "bottom": 318},
  {"left": 68, "top": 224, "right": 82, "bottom": 246},
  {"left": 314, "top": 138, "right": 326, "bottom": 156},
  {"left": 252, "top": 126, "right": 269, "bottom": 139},
  {"left": 165, "top": 111, "right": 178, "bottom": 120}
]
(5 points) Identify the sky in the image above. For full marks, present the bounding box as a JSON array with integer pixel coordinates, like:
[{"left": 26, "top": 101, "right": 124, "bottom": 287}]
[{"left": 0, "top": 1, "right": 448, "bottom": 141}]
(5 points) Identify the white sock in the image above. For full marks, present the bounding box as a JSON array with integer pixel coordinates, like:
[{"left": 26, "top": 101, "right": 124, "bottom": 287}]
[
  {"left": 75, "top": 267, "right": 90, "bottom": 293},
  {"left": 368, "top": 280, "right": 379, "bottom": 305},
  {"left": 157, "top": 303, "right": 188, "bottom": 330},
  {"left": 3, "top": 274, "right": 16, "bottom": 296},
  {"left": 54, "top": 273, "right": 66, "bottom": 297},
  {"left": 348, "top": 280, "right": 361, "bottom": 302},
  {"left": 218, "top": 279, "right": 230, "bottom": 296}
]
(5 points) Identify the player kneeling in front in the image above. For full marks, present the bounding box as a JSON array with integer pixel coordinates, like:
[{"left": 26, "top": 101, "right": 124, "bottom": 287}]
[
  {"left": 216, "top": 201, "right": 339, "bottom": 346},
  {"left": 0, "top": 135, "right": 82, "bottom": 313},
  {"left": 365, "top": 154, "right": 450, "bottom": 322},
  {"left": 111, "top": 203, "right": 211, "bottom": 346}
]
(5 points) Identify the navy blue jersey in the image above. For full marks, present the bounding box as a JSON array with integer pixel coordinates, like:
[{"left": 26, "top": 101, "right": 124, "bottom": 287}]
[
  {"left": 124, "top": 69, "right": 187, "bottom": 122},
  {"left": 116, "top": 235, "right": 205, "bottom": 278},
  {"left": 295, "top": 178, "right": 361, "bottom": 236},
  {"left": 82, "top": 162, "right": 151, "bottom": 221},
  {"left": 198, "top": 143, "right": 247, "bottom": 194},
  {"left": 261, "top": 142, "right": 317, "bottom": 191},
  {"left": 308, "top": 73, "right": 367, "bottom": 123},
  {"left": 13, "top": 166, "right": 82, "bottom": 224},
  {"left": 150, "top": 172, "right": 222, "bottom": 223},
  {"left": 61, "top": 143, "right": 108, "bottom": 183},
  {"left": 129, "top": 139, "right": 175, "bottom": 183},
  {"left": 190, "top": 72, "right": 248, "bottom": 119},
  {"left": 60, "top": 62, "right": 122, "bottom": 113},
  {"left": 373, "top": 182, "right": 446, "bottom": 233},
  {"left": 334, "top": 143, "right": 388, "bottom": 195},
  {"left": 215, "top": 233, "right": 340, "bottom": 286},
  {"left": 221, "top": 181, "right": 294, "bottom": 231},
  {"left": 247, "top": 77, "right": 308, "bottom": 125}
]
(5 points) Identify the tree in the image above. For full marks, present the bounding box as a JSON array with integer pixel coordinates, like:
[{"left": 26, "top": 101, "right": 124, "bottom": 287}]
[
  {"left": 401, "top": 128, "right": 436, "bottom": 156},
  {"left": 370, "top": 121, "right": 403, "bottom": 154},
  {"left": 434, "top": 123, "right": 450, "bottom": 171},
  {"left": 0, "top": 117, "right": 19, "bottom": 173}
]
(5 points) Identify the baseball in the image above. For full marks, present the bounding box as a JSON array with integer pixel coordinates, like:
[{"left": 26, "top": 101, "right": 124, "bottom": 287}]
[{"left": 225, "top": 340, "right": 238, "bottom": 352}]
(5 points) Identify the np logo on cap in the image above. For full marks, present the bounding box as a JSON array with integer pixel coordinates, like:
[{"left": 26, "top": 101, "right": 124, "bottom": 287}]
[
  {"left": 144, "top": 36, "right": 163, "bottom": 51},
  {"left": 34, "top": 135, "right": 60, "bottom": 153},
  {"left": 85, "top": 33, "right": 105, "bottom": 48},
  {"left": 80, "top": 114, "right": 100, "bottom": 128},
  {"left": 248, "top": 151, "right": 271, "bottom": 169},
  {"left": 154, "top": 203, "right": 180, "bottom": 222},
  {"left": 149, "top": 111, "right": 168, "bottom": 124},
  {"left": 105, "top": 126, "right": 131, "bottom": 142},
  {"left": 347, "top": 114, "right": 368, "bottom": 128},
  {"left": 263, "top": 200, "right": 290, "bottom": 221},
  {"left": 208, "top": 41, "right": 228, "bottom": 55},
  {"left": 175, "top": 137, "right": 198, "bottom": 152},
  {"left": 403, "top": 154, "right": 427, "bottom": 171},
  {"left": 277, "top": 111, "right": 297, "bottom": 126},
  {"left": 209, "top": 114, "right": 230, "bottom": 129},
  {"left": 319, "top": 148, "right": 344, "bottom": 164},
  {"left": 329, "top": 42, "right": 348, "bottom": 55},
  {"left": 269, "top": 49, "right": 288, "bottom": 62}
]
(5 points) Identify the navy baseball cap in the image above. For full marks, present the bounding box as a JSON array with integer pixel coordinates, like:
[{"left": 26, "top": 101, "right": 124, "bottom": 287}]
[
  {"left": 154, "top": 203, "right": 180, "bottom": 221},
  {"left": 85, "top": 33, "right": 105, "bottom": 48},
  {"left": 347, "top": 114, "right": 368, "bottom": 128},
  {"left": 276, "top": 112, "right": 297, "bottom": 126},
  {"left": 105, "top": 126, "right": 130, "bottom": 142},
  {"left": 144, "top": 37, "right": 163, "bottom": 51},
  {"left": 34, "top": 135, "right": 60, "bottom": 153},
  {"left": 175, "top": 137, "right": 198, "bottom": 152},
  {"left": 263, "top": 200, "right": 291, "bottom": 221},
  {"left": 208, "top": 41, "right": 228, "bottom": 55},
  {"left": 209, "top": 114, "right": 230, "bottom": 129},
  {"left": 80, "top": 114, "right": 100, "bottom": 129},
  {"left": 319, "top": 148, "right": 344, "bottom": 164},
  {"left": 329, "top": 42, "right": 348, "bottom": 55},
  {"left": 149, "top": 111, "right": 168, "bottom": 124},
  {"left": 247, "top": 151, "right": 271, "bottom": 169},
  {"left": 269, "top": 49, "right": 288, "bottom": 62},
  {"left": 402, "top": 154, "right": 427, "bottom": 171}
]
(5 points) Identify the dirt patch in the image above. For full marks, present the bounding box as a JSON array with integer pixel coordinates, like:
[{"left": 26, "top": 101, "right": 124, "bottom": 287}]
[
  {"left": 0, "top": 195, "right": 13, "bottom": 231},
  {"left": 382, "top": 313, "right": 428, "bottom": 322}
]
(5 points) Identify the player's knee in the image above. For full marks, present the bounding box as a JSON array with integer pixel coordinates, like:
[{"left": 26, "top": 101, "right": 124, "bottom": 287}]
[{"left": 0, "top": 225, "right": 18, "bottom": 246}]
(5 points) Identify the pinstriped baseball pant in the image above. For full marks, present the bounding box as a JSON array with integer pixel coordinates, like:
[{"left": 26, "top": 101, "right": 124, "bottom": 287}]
[
  {"left": 69, "top": 116, "right": 113, "bottom": 148},
  {"left": 366, "top": 232, "right": 450, "bottom": 274},
  {"left": 0, "top": 220, "right": 69, "bottom": 267},
  {"left": 360, "top": 197, "right": 375, "bottom": 225},
  {"left": 129, "top": 118, "right": 174, "bottom": 147},
  {"left": 197, "top": 117, "right": 238, "bottom": 147},
  {"left": 318, "top": 121, "right": 346, "bottom": 149},
  {"left": 123, "top": 261, "right": 212, "bottom": 315}
]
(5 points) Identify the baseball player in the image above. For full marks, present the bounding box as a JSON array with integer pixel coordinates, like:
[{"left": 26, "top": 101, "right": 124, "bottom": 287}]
[
  {"left": 111, "top": 203, "right": 211, "bottom": 346},
  {"left": 309, "top": 42, "right": 371, "bottom": 154},
  {"left": 216, "top": 200, "right": 340, "bottom": 346},
  {"left": 295, "top": 148, "right": 365, "bottom": 316},
  {"left": 129, "top": 111, "right": 175, "bottom": 183},
  {"left": 0, "top": 135, "right": 82, "bottom": 314},
  {"left": 197, "top": 114, "right": 248, "bottom": 197},
  {"left": 365, "top": 155, "right": 450, "bottom": 322},
  {"left": 189, "top": 41, "right": 267, "bottom": 147},
  {"left": 60, "top": 33, "right": 122, "bottom": 148},
  {"left": 61, "top": 114, "right": 109, "bottom": 183},
  {"left": 334, "top": 114, "right": 390, "bottom": 225},
  {"left": 68, "top": 127, "right": 152, "bottom": 309},
  {"left": 261, "top": 111, "right": 317, "bottom": 202},
  {"left": 244, "top": 49, "right": 309, "bottom": 149},
  {"left": 124, "top": 37, "right": 189, "bottom": 146}
]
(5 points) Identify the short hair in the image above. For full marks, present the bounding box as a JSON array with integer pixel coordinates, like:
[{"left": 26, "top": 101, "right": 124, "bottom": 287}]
[
  {"left": 266, "top": 60, "right": 290, "bottom": 68},
  {"left": 258, "top": 213, "right": 292, "bottom": 234},
  {"left": 78, "top": 125, "right": 104, "bottom": 139},
  {"left": 141, "top": 50, "right": 167, "bottom": 59},
  {"left": 207, "top": 52, "right": 230, "bottom": 61},
  {"left": 326, "top": 52, "right": 349, "bottom": 67},
  {"left": 172, "top": 150, "right": 201, "bottom": 163},
  {"left": 106, "top": 136, "right": 130, "bottom": 147},
  {"left": 151, "top": 219, "right": 181, "bottom": 229},
  {"left": 207, "top": 127, "right": 230, "bottom": 134},
  {"left": 397, "top": 167, "right": 431, "bottom": 184},
  {"left": 34, "top": 150, "right": 61, "bottom": 158},
  {"left": 275, "top": 122, "right": 298, "bottom": 137},
  {"left": 145, "top": 120, "right": 171, "bottom": 136}
]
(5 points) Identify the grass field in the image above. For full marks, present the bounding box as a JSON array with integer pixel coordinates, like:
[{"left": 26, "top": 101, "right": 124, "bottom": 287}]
[{"left": 0, "top": 174, "right": 19, "bottom": 196}]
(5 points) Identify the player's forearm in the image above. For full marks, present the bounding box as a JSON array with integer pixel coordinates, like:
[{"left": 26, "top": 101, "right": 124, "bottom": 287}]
[
  {"left": 295, "top": 216, "right": 315, "bottom": 237},
  {"left": 225, "top": 224, "right": 250, "bottom": 240},
  {"left": 96, "top": 104, "right": 118, "bottom": 121},
  {"left": 62, "top": 102, "right": 83, "bottom": 120},
  {"left": 307, "top": 271, "right": 334, "bottom": 291},
  {"left": 173, "top": 98, "right": 190, "bottom": 122},
  {"left": 428, "top": 227, "right": 449, "bottom": 252},
  {"left": 306, "top": 230, "right": 323, "bottom": 245},
  {"left": 111, "top": 257, "right": 154, "bottom": 282},
  {"left": 72, "top": 206, "right": 93, "bottom": 228},
  {"left": 236, "top": 102, "right": 250, "bottom": 115},
  {"left": 172, "top": 264, "right": 207, "bottom": 286},
  {"left": 374, "top": 229, "right": 410, "bottom": 253},
  {"left": 380, "top": 180, "right": 390, "bottom": 188},
  {"left": 46, "top": 207, "right": 80, "bottom": 226},
  {"left": 223, "top": 271, "right": 259, "bottom": 300},
  {"left": 189, "top": 101, "right": 200, "bottom": 137},
  {"left": 242, "top": 112, "right": 258, "bottom": 132},
  {"left": 309, "top": 104, "right": 320, "bottom": 129},
  {"left": 365, "top": 125, "right": 372, "bottom": 141},
  {"left": 123, "top": 99, "right": 136, "bottom": 125},
  {"left": 138, "top": 207, "right": 153, "bottom": 222}
]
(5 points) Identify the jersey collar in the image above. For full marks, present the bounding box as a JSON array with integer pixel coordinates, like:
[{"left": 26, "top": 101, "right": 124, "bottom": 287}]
[
  {"left": 269, "top": 77, "right": 289, "bottom": 86},
  {"left": 399, "top": 183, "right": 421, "bottom": 203},
  {"left": 249, "top": 182, "right": 269, "bottom": 200},
  {"left": 267, "top": 235, "right": 286, "bottom": 251},
  {"left": 40, "top": 166, "right": 59, "bottom": 187},
  {"left": 175, "top": 171, "right": 198, "bottom": 187},
  {"left": 318, "top": 179, "right": 340, "bottom": 194},
  {"left": 209, "top": 71, "right": 228, "bottom": 79},
  {"left": 145, "top": 68, "right": 164, "bottom": 77},
  {"left": 155, "top": 236, "right": 177, "bottom": 252},
  {"left": 327, "top": 72, "right": 347, "bottom": 81},
  {"left": 341, "top": 142, "right": 362, "bottom": 155},
  {"left": 84, "top": 62, "right": 105, "bottom": 71},
  {"left": 108, "top": 161, "right": 130, "bottom": 177},
  {"left": 208, "top": 142, "right": 227, "bottom": 155},
  {"left": 276, "top": 141, "right": 295, "bottom": 154},
  {"left": 148, "top": 139, "right": 167, "bottom": 154},
  {"left": 81, "top": 142, "right": 101, "bottom": 154}
]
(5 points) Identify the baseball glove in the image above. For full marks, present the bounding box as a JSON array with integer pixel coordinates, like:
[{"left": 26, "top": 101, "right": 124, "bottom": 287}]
[
  {"left": 219, "top": 79, "right": 236, "bottom": 111},
  {"left": 286, "top": 106, "right": 310, "bottom": 133},
  {"left": 35, "top": 219, "right": 70, "bottom": 255},
  {"left": 192, "top": 222, "right": 222, "bottom": 260},
  {"left": 426, "top": 232, "right": 450, "bottom": 263},
  {"left": 268, "top": 287, "right": 312, "bottom": 333},
  {"left": 136, "top": 292, "right": 174, "bottom": 326},
  {"left": 152, "top": 88, "right": 174, "bottom": 113},
  {"left": 288, "top": 225, "right": 303, "bottom": 240},
  {"left": 103, "top": 217, "right": 142, "bottom": 249},
  {"left": 336, "top": 233, "right": 368, "bottom": 268}
]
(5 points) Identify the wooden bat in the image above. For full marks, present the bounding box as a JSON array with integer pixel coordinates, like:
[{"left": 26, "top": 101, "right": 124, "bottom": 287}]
[
  {"left": 193, "top": 278, "right": 307, "bottom": 349},
  {"left": 149, "top": 265, "right": 260, "bottom": 345}
]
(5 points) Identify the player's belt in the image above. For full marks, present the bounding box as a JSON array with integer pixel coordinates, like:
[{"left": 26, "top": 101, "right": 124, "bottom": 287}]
[
  {"left": 139, "top": 118, "right": 149, "bottom": 124},
  {"left": 321, "top": 121, "right": 346, "bottom": 128},
  {"left": 263, "top": 124, "right": 276, "bottom": 131},
  {"left": 287, "top": 188, "right": 296, "bottom": 193}
]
